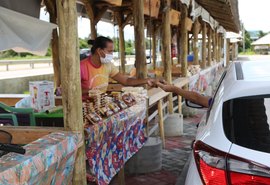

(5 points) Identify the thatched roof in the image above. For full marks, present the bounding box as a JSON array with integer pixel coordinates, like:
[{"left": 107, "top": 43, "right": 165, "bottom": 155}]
[{"left": 195, "top": 0, "right": 240, "bottom": 32}]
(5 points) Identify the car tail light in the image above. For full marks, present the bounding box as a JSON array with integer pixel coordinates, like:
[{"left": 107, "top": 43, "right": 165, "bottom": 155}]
[
  {"left": 194, "top": 141, "right": 270, "bottom": 185},
  {"left": 228, "top": 158, "right": 270, "bottom": 184}
]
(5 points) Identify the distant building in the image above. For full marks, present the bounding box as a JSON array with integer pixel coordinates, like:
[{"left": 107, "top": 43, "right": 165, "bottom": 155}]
[
  {"left": 251, "top": 33, "right": 270, "bottom": 55},
  {"left": 248, "top": 31, "right": 260, "bottom": 41}
]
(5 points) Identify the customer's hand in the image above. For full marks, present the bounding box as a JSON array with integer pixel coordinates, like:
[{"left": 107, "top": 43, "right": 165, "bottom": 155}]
[
  {"left": 147, "top": 78, "right": 158, "bottom": 88},
  {"left": 156, "top": 80, "right": 175, "bottom": 92}
]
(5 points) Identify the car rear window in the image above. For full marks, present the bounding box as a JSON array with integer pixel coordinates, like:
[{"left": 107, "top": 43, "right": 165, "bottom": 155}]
[{"left": 223, "top": 96, "right": 270, "bottom": 153}]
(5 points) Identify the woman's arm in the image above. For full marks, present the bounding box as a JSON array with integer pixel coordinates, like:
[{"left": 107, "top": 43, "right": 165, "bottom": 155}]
[{"left": 112, "top": 73, "right": 155, "bottom": 87}]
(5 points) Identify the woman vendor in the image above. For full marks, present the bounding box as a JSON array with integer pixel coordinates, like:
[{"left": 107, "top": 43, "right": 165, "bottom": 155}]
[{"left": 80, "top": 36, "right": 155, "bottom": 99}]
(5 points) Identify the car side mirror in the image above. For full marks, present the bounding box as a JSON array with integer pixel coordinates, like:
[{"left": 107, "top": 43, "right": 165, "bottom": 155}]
[{"left": 185, "top": 99, "right": 204, "bottom": 109}]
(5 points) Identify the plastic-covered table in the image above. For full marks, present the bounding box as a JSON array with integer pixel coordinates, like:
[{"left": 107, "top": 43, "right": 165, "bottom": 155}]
[{"left": 0, "top": 132, "right": 82, "bottom": 185}]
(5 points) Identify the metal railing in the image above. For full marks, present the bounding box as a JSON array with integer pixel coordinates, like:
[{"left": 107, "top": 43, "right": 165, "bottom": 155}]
[{"left": 0, "top": 59, "right": 52, "bottom": 71}]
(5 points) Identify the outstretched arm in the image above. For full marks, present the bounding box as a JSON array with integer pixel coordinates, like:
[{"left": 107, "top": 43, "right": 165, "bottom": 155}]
[
  {"left": 156, "top": 81, "right": 210, "bottom": 108},
  {"left": 112, "top": 73, "right": 156, "bottom": 87}
]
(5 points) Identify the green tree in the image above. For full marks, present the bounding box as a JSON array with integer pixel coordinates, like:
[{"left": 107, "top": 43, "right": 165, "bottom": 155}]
[
  {"left": 258, "top": 30, "right": 267, "bottom": 38},
  {"left": 239, "top": 29, "right": 252, "bottom": 53},
  {"left": 79, "top": 38, "right": 88, "bottom": 49}
]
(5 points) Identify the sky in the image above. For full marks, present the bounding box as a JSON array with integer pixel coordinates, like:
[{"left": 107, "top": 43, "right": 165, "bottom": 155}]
[
  {"left": 238, "top": 0, "right": 270, "bottom": 32},
  {"left": 40, "top": 9, "right": 135, "bottom": 39},
  {"left": 40, "top": 0, "right": 270, "bottom": 39}
]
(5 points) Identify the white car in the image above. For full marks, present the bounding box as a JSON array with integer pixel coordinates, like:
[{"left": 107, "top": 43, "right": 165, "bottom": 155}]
[{"left": 185, "top": 61, "right": 270, "bottom": 185}]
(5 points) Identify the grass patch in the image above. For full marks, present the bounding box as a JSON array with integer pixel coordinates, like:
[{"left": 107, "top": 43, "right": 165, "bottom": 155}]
[{"left": 239, "top": 49, "right": 255, "bottom": 55}]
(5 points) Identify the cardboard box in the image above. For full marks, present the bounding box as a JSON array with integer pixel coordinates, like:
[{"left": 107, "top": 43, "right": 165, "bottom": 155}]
[
  {"left": 144, "top": 0, "right": 161, "bottom": 18},
  {"left": 170, "top": 9, "right": 181, "bottom": 26},
  {"left": 100, "top": 0, "right": 122, "bottom": 6},
  {"left": 29, "top": 81, "right": 55, "bottom": 112}
]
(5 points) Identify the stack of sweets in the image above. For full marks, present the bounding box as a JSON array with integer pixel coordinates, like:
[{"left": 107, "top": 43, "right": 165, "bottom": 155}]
[
  {"left": 88, "top": 90, "right": 102, "bottom": 112},
  {"left": 82, "top": 102, "right": 89, "bottom": 125},
  {"left": 100, "top": 93, "right": 107, "bottom": 108},
  {"left": 111, "top": 91, "right": 121, "bottom": 101}
]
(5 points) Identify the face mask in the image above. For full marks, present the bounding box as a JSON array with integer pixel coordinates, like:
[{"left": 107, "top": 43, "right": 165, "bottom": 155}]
[{"left": 100, "top": 54, "right": 113, "bottom": 64}]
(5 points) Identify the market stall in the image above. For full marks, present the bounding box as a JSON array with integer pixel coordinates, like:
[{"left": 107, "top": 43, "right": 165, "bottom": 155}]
[{"left": 83, "top": 92, "right": 147, "bottom": 184}]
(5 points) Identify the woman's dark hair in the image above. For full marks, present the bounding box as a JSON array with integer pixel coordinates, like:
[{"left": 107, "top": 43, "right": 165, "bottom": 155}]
[{"left": 88, "top": 36, "right": 113, "bottom": 54}]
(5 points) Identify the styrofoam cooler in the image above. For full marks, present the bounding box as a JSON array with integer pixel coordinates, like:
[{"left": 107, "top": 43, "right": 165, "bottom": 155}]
[{"left": 29, "top": 81, "right": 55, "bottom": 112}]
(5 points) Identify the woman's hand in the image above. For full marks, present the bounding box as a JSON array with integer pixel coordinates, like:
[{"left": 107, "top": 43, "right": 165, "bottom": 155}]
[{"left": 147, "top": 78, "right": 161, "bottom": 88}]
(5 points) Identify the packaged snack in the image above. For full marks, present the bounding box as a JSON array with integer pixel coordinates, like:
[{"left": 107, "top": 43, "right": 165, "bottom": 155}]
[
  {"left": 108, "top": 103, "right": 121, "bottom": 113},
  {"left": 86, "top": 112, "right": 102, "bottom": 124},
  {"left": 122, "top": 93, "right": 136, "bottom": 106},
  {"left": 115, "top": 99, "right": 128, "bottom": 109}
]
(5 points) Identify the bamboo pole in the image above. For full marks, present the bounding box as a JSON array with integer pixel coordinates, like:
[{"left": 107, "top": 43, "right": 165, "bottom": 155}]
[
  {"left": 226, "top": 38, "right": 230, "bottom": 66},
  {"left": 207, "top": 26, "right": 212, "bottom": 66},
  {"left": 133, "top": 0, "right": 147, "bottom": 78},
  {"left": 56, "top": 1, "right": 86, "bottom": 184},
  {"left": 161, "top": 0, "right": 173, "bottom": 114},
  {"left": 180, "top": 4, "right": 188, "bottom": 77},
  {"left": 193, "top": 19, "right": 200, "bottom": 65},
  {"left": 201, "top": 21, "right": 207, "bottom": 69}
]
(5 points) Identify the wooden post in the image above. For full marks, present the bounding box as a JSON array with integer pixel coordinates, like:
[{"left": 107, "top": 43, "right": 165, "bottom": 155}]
[
  {"left": 119, "top": 27, "right": 125, "bottom": 73},
  {"left": 193, "top": 19, "right": 200, "bottom": 65},
  {"left": 44, "top": 0, "right": 61, "bottom": 87},
  {"left": 56, "top": 1, "right": 86, "bottom": 184},
  {"left": 217, "top": 33, "right": 221, "bottom": 62},
  {"left": 90, "top": 21, "right": 97, "bottom": 39},
  {"left": 161, "top": 0, "right": 173, "bottom": 114},
  {"left": 232, "top": 43, "right": 236, "bottom": 61},
  {"left": 158, "top": 99, "right": 165, "bottom": 148},
  {"left": 226, "top": 38, "right": 230, "bottom": 66},
  {"left": 201, "top": 21, "right": 207, "bottom": 69},
  {"left": 180, "top": 4, "right": 188, "bottom": 77},
  {"left": 82, "top": 0, "right": 97, "bottom": 39},
  {"left": 207, "top": 26, "right": 212, "bottom": 66},
  {"left": 152, "top": 26, "right": 157, "bottom": 70},
  {"left": 221, "top": 34, "right": 224, "bottom": 59},
  {"left": 118, "top": 168, "right": 125, "bottom": 185},
  {"left": 178, "top": 95, "right": 182, "bottom": 114},
  {"left": 133, "top": 0, "right": 147, "bottom": 78},
  {"left": 212, "top": 29, "right": 216, "bottom": 63},
  {"left": 115, "top": 12, "right": 126, "bottom": 74},
  {"left": 177, "top": 26, "right": 181, "bottom": 64}
]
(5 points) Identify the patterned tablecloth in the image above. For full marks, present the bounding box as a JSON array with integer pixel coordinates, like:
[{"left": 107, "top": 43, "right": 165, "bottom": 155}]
[
  {"left": 84, "top": 97, "right": 147, "bottom": 185},
  {"left": 0, "top": 132, "right": 82, "bottom": 185}
]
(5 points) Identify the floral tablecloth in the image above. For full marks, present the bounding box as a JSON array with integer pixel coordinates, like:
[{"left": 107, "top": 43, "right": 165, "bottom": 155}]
[
  {"left": 0, "top": 132, "right": 82, "bottom": 185},
  {"left": 84, "top": 97, "right": 147, "bottom": 185}
]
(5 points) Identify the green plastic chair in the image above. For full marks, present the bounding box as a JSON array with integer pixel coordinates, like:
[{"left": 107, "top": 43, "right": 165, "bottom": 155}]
[{"left": 0, "top": 102, "right": 36, "bottom": 126}]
